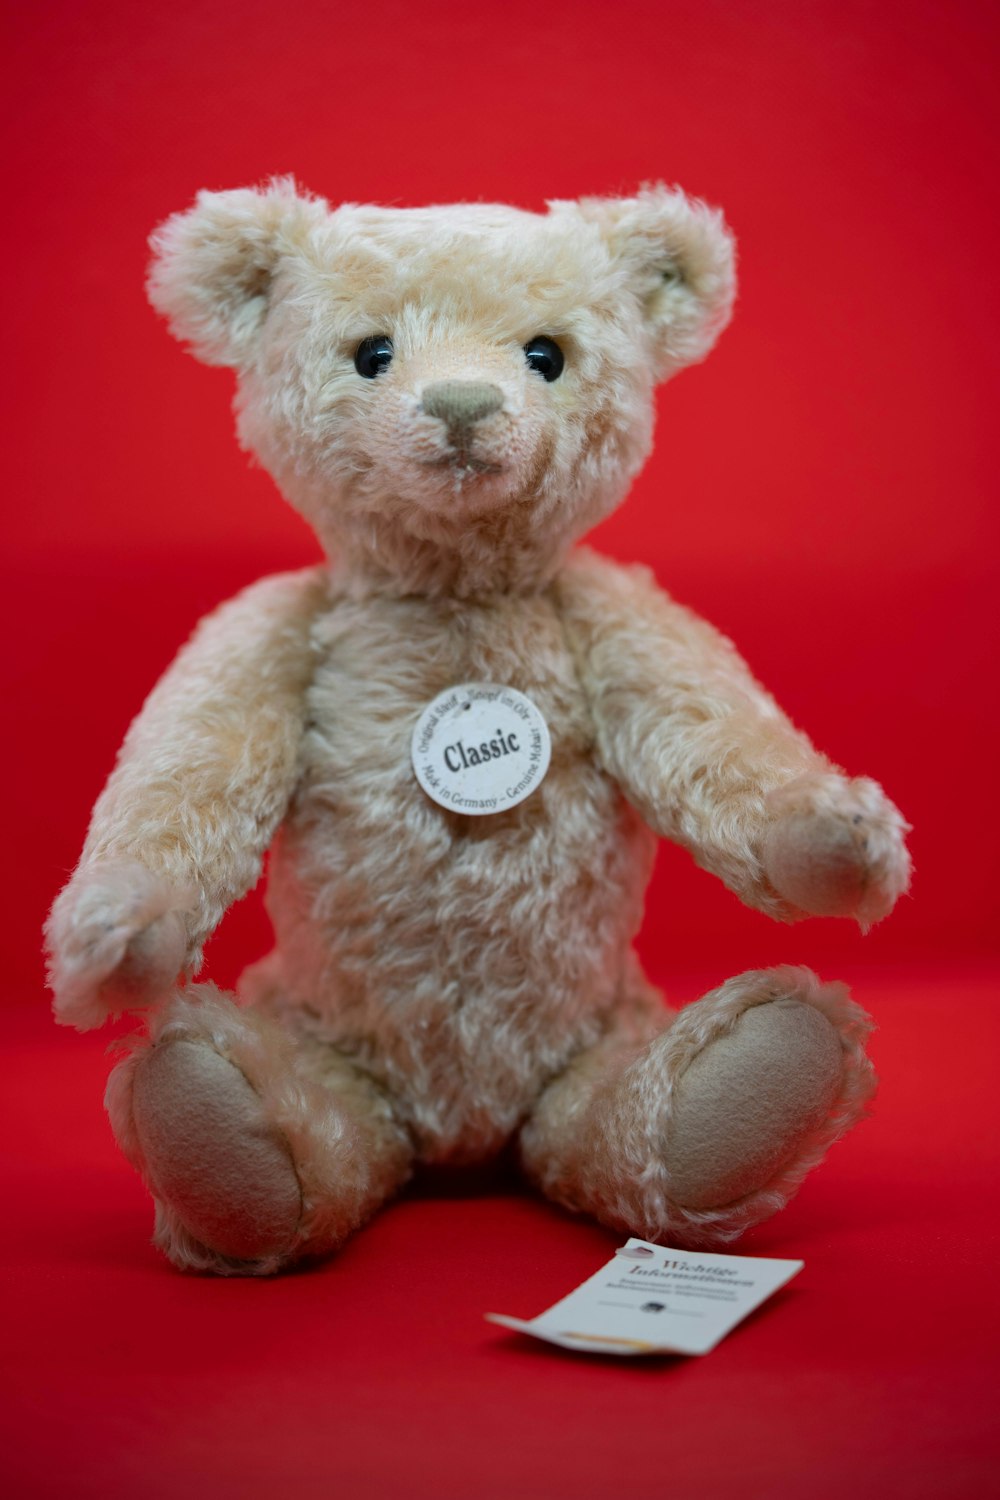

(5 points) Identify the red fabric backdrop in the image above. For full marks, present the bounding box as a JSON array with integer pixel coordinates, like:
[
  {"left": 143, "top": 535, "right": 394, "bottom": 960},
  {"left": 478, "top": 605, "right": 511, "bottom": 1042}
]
[{"left": 3, "top": 3, "right": 998, "bottom": 1497}]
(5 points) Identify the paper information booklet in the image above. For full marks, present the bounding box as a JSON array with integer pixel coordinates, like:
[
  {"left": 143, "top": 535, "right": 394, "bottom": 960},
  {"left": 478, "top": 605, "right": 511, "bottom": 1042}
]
[{"left": 487, "top": 1238, "right": 803, "bottom": 1356}]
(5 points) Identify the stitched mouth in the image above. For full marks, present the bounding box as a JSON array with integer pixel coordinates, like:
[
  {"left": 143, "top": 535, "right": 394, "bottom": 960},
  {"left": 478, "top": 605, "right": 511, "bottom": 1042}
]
[{"left": 423, "top": 454, "right": 504, "bottom": 475}]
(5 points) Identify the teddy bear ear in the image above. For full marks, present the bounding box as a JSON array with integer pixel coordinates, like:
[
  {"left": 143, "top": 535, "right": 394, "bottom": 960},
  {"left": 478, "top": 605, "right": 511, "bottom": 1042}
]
[
  {"left": 146, "top": 178, "right": 328, "bottom": 368},
  {"left": 557, "top": 185, "right": 737, "bottom": 380}
]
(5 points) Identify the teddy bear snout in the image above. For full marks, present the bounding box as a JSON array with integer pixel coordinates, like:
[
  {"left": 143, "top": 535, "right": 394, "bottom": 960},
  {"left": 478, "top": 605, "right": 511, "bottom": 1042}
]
[{"left": 421, "top": 381, "right": 505, "bottom": 434}]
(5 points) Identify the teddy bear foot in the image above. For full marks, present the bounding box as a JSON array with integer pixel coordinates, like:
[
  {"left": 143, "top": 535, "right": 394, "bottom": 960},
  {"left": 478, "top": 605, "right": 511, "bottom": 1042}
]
[
  {"left": 105, "top": 985, "right": 414, "bottom": 1275},
  {"left": 148, "top": 1193, "right": 297, "bottom": 1278},
  {"left": 522, "top": 965, "right": 877, "bottom": 1247},
  {"left": 662, "top": 993, "right": 847, "bottom": 1212},
  {"left": 131, "top": 1040, "right": 303, "bottom": 1273}
]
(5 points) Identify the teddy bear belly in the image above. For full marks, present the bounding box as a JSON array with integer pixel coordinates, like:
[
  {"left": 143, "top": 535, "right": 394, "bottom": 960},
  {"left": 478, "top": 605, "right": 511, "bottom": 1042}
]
[
  {"left": 253, "top": 763, "right": 657, "bottom": 1163},
  {"left": 235, "top": 589, "right": 659, "bottom": 1160}
]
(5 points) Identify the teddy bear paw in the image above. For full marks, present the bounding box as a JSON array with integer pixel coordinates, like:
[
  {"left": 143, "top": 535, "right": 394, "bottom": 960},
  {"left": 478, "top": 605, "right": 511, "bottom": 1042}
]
[
  {"left": 45, "top": 860, "right": 195, "bottom": 1030},
  {"left": 132, "top": 1040, "right": 303, "bottom": 1274},
  {"left": 762, "top": 773, "right": 911, "bottom": 928}
]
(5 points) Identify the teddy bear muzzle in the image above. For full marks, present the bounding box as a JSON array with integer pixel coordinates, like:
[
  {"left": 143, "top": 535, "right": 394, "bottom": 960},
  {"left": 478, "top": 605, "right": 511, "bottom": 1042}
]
[{"left": 420, "top": 380, "right": 506, "bottom": 472}]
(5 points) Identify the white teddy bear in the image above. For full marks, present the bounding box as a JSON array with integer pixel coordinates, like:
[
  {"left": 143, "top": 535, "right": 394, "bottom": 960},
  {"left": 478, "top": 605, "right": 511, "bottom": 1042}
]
[{"left": 46, "top": 181, "right": 910, "bottom": 1274}]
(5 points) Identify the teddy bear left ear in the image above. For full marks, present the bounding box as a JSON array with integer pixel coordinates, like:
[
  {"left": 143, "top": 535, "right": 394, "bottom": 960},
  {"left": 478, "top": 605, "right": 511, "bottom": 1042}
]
[
  {"left": 147, "top": 177, "right": 328, "bottom": 368},
  {"left": 554, "top": 185, "right": 737, "bottom": 380}
]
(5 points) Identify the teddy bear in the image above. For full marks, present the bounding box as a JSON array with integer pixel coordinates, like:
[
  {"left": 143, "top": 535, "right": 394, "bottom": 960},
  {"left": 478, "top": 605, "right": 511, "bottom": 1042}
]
[{"left": 45, "top": 180, "right": 911, "bottom": 1276}]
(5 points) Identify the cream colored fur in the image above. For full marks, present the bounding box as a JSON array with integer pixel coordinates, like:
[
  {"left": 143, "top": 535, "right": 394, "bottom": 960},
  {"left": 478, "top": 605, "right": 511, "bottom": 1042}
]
[
  {"left": 46, "top": 181, "right": 910, "bottom": 1273},
  {"left": 521, "top": 966, "right": 876, "bottom": 1246}
]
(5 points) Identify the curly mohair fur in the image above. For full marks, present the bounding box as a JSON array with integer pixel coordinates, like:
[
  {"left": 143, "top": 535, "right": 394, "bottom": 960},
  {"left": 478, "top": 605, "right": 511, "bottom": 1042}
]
[{"left": 46, "top": 180, "right": 910, "bottom": 1274}]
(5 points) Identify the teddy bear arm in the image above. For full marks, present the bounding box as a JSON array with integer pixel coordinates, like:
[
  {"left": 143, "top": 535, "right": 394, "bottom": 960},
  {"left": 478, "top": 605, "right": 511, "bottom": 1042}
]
[
  {"left": 45, "top": 567, "right": 328, "bottom": 1028},
  {"left": 557, "top": 551, "right": 910, "bottom": 924}
]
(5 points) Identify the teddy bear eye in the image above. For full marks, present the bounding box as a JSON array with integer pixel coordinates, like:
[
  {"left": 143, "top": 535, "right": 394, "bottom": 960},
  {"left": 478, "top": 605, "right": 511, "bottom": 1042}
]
[
  {"left": 354, "top": 335, "right": 394, "bottom": 378},
  {"left": 523, "top": 336, "right": 565, "bottom": 382}
]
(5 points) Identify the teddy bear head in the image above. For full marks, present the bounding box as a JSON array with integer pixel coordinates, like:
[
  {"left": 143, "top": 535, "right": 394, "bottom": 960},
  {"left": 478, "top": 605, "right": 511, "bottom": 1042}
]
[{"left": 149, "top": 179, "right": 735, "bottom": 595}]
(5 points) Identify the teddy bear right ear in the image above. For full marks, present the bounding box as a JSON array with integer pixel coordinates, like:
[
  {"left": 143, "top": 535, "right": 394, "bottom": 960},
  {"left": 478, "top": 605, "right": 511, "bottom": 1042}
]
[
  {"left": 553, "top": 185, "right": 737, "bottom": 381},
  {"left": 147, "top": 178, "right": 328, "bottom": 368}
]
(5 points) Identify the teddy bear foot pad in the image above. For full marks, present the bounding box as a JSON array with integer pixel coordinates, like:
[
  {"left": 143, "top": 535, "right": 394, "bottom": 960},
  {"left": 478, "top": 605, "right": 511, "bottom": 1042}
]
[
  {"left": 132, "top": 1040, "right": 303, "bottom": 1265},
  {"left": 521, "top": 967, "right": 877, "bottom": 1249},
  {"left": 663, "top": 997, "right": 847, "bottom": 1210}
]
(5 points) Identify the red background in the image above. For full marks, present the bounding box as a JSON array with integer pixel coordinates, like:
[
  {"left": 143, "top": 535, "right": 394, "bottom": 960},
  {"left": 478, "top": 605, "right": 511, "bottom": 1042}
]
[{"left": 3, "top": 3, "right": 998, "bottom": 1497}]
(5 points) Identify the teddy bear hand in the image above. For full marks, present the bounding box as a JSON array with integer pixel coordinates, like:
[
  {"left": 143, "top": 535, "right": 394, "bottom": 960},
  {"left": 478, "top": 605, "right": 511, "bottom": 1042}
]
[
  {"left": 762, "top": 773, "right": 911, "bottom": 929},
  {"left": 45, "top": 860, "right": 196, "bottom": 1031}
]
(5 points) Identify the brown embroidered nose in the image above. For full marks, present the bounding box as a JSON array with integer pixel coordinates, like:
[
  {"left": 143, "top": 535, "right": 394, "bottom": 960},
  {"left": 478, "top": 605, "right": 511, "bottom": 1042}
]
[{"left": 421, "top": 381, "right": 504, "bottom": 431}]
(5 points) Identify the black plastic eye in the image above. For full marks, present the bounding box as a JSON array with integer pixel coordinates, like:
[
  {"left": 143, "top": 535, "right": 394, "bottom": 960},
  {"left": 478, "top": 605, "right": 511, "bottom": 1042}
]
[
  {"left": 354, "top": 335, "right": 394, "bottom": 378},
  {"left": 523, "top": 336, "right": 565, "bottom": 382}
]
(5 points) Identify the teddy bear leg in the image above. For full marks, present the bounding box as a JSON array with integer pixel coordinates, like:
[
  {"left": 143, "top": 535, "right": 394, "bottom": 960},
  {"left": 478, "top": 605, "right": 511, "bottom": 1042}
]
[
  {"left": 521, "top": 966, "right": 876, "bottom": 1247},
  {"left": 105, "top": 984, "right": 412, "bottom": 1275}
]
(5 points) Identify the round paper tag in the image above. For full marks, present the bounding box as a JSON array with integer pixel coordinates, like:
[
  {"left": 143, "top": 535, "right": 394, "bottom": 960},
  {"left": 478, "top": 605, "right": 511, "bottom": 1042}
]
[{"left": 411, "top": 684, "right": 552, "bottom": 816}]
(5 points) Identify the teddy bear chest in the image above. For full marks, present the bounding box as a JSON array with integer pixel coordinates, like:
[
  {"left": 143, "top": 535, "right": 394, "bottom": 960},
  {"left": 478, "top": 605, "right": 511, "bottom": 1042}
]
[{"left": 293, "top": 591, "right": 613, "bottom": 842}]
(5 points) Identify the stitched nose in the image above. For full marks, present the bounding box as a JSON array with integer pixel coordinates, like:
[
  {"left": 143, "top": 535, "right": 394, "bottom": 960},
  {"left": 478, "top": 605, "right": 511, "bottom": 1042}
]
[{"left": 421, "top": 381, "right": 504, "bottom": 431}]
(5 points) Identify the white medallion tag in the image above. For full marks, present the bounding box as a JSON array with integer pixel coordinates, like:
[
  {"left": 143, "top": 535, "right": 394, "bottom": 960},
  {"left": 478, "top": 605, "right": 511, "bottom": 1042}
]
[{"left": 411, "top": 683, "right": 552, "bottom": 816}]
